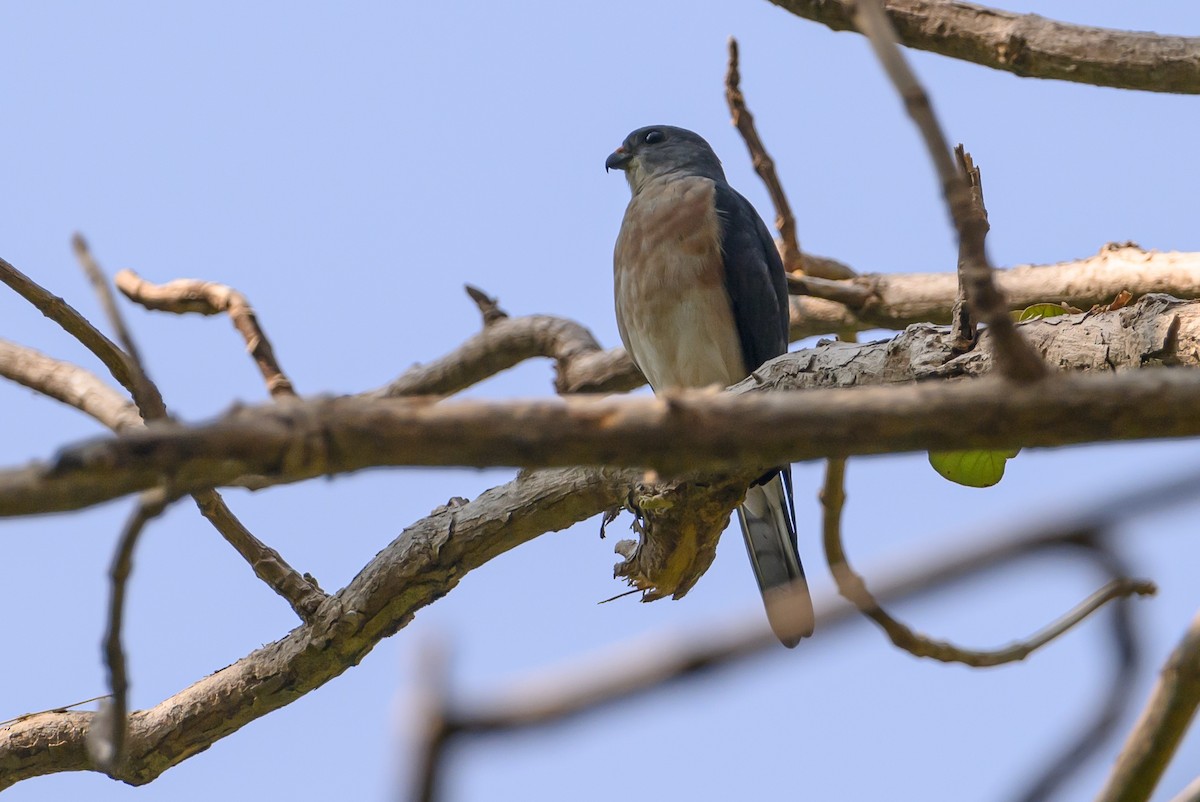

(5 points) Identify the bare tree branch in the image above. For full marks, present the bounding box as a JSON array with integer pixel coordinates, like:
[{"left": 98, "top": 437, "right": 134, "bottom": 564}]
[
  {"left": 406, "top": 520, "right": 1148, "bottom": 798},
  {"left": 373, "top": 287, "right": 641, "bottom": 397},
  {"left": 851, "top": 0, "right": 1046, "bottom": 382},
  {"left": 5, "top": 317, "right": 1200, "bottom": 789},
  {"left": 0, "top": 465, "right": 631, "bottom": 788},
  {"left": 821, "top": 458, "right": 1153, "bottom": 666},
  {"left": 4, "top": 253, "right": 324, "bottom": 620},
  {"left": 0, "top": 338, "right": 142, "bottom": 433},
  {"left": 0, "top": 341, "right": 325, "bottom": 619},
  {"left": 790, "top": 246, "right": 1200, "bottom": 339},
  {"left": 8, "top": 338, "right": 1200, "bottom": 516},
  {"left": 191, "top": 489, "right": 328, "bottom": 620},
  {"left": 764, "top": 0, "right": 1200, "bottom": 94},
  {"left": 115, "top": 268, "right": 297, "bottom": 399},
  {"left": 1096, "top": 609, "right": 1200, "bottom": 802},
  {"left": 87, "top": 488, "right": 172, "bottom": 774},
  {"left": 1013, "top": 541, "right": 1142, "bottom": 802},
  {"left": 72, "top": 234, "right": 161, "bottom": 410},
  {"left": 0, "top": 256, "right": 150, "bottom": 412},
  {"left": 725, "top": 37, "right": 815, "bottom": 278}
]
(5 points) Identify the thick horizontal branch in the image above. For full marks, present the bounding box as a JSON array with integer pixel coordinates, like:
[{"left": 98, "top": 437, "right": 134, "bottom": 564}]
[
  {"left": 765, "top": 0, "right": 1200, "bottom": 94},
  {"left": 1, "top": 294, "right": 1195, "bottom": 517},
  {"left": 14, "top": 367, "right": 1200, "bottom": 513},
  {"left": 368, "top": 249, "right": 1198, "bottom": 399},
  {"left": 362, "top": 247, "right": 1199, "bottom": 398},
  {"left": 790, "top": 246, "right": 1200, "bottom": 338}
]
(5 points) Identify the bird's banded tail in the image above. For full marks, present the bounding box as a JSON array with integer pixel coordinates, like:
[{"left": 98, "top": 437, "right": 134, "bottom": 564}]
[{"left": 736, "top": 470, "right": 814, "bottom": 647}]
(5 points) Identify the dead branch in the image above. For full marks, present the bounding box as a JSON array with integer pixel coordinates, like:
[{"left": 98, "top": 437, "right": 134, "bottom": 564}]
[
  {"left": 725, "top": 37, "right": 811, "bottom": 278},
  {"left": 820, "top": 458, "right": 1153, "bottom": 666},
  {"left": 73, "top": 234, "right": 160, "bottom": 409},
  {"left": 765, "top": 0, "right": 1200, "bottom": 94},
  {"left": 0, "top": 465, "right": 632, "bottom": 788},
  {"left": 0, "top": 339, "right": 143, "bottom": 432},
  {"left": 1096, "top": 609, "right": 1200, "bottom": 802},
  {"left": 191, "top": 489, "right": 328, "bottom": 619},
  {"left": 790, "top": 246, "right": 1200, "bottom": 338},
  {"left": 88, "top": 488, "right": 172, "bottom": 774},
  {"left": 3, "top": 338, "right": 324, "bottom": 617},
  {"left": 6, "top": 253, "right": 325, "bottom": 620},
  {"left": 2, "top": 292, "right": 1199, "bottom": 516},
  {"left": 408, "top": 518, "right": 1147, "bottom": 799},
  {"left": 115, "top": 268, "right": 296, "bottom": 399},
  {"left": 368, "top": 247, "right": 1200, "bottom": 397},
  {"left": 373, "top": 288, "right": 641, "bottom": 397},
  {"left": 0, "top": 256, "right": 151, "bottom": 410},
  {"left": 851, "top": 0, "right": 1046, "bottom": 382}
]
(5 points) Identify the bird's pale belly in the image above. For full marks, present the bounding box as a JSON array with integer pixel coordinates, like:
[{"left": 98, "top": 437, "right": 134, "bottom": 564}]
[
  {"left": 613, "top": 174, "right": 747, "bottom": 392},
  {"left": 615, "top": 268, "right": 746, "bottom": 391}
]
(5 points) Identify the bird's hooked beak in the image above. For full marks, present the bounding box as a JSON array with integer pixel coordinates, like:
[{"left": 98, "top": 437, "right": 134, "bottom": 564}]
[{"left": 605, "top": 146, "right": 632, "bottom": 173}]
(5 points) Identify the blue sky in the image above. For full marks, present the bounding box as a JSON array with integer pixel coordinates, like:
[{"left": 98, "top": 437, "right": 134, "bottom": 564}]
[{"left": 2, "top": 2, "right": 1198, "bottom": 800}]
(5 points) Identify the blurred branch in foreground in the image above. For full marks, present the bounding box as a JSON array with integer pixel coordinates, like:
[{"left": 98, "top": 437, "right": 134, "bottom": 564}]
[{"left": 403, "top": 458, "right": 1200, "bottom": 801}]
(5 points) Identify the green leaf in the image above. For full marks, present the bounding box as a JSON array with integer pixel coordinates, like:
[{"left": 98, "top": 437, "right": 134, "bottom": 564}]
[
  {"left": 1011, "top": 303, "right": 1071, "bottom": 322},
  {"left": 928, "top": 449, "right": 1021, "bottom": 488}
]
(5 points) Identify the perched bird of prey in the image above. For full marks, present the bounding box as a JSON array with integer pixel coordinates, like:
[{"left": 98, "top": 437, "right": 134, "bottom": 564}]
[{"left": 606, "top": 125, "right": 814, "bottom": 647}]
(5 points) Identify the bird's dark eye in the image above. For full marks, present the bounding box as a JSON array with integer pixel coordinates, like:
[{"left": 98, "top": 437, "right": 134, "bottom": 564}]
[{"left": 643, "top": 130, "right": 664, "bottom": 145}]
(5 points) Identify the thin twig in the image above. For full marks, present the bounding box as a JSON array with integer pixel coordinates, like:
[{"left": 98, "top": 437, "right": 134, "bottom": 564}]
[
  {"left": 72, "top": 234, "right": 163, "bottom": 414},
  {"left": 820, "top": 458, "right": 1155, "bottom": 666},
  {"left": 114, "top": 268, "right": 296, "bottom": 399},
  {"left": 192, "top": 489, "right": 327, "bottom": 620},
  {"left": 88, "top": 488, "right": 172, "bottom": 774},
  {"left": 849, "top": 0, "right": 1046, "bottom": 382},
  {"left": 1013, "top": 542, "right": 1142, "bottom": 802},
  {"left": 3, "top": 247, "right": 324, "bottom": 620},
  {"left": 1095, "top": 609, "right": 1200, "bottom": 802},
  {"left": 0, "top": 255, "right": 150, "bottom": 411},
  {"left": 725, "top": 37, "right": 808, "bottom": 276}
]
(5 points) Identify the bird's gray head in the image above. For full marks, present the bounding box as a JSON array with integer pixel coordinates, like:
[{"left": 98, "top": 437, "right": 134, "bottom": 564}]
[{"left": 605, "top": 125, "right": 726, "bottom": 193}]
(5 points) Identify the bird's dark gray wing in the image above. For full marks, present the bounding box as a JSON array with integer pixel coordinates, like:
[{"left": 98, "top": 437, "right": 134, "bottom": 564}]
[
  {"left": 712, "top": 182, "right": 790, "bottom": 374},
  {"left": 714, "top": 181, "right": 813, "bottom": 646}
]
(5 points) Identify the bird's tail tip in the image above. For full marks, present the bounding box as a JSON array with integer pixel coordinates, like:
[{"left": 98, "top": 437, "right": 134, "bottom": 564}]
[{"left": 763, "top": 578, "right": 815, "bottom": 648}]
